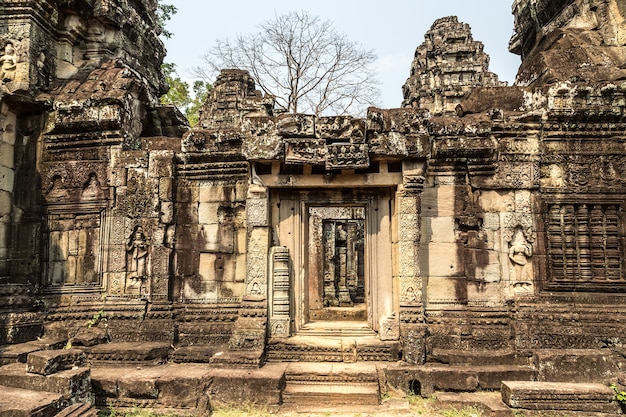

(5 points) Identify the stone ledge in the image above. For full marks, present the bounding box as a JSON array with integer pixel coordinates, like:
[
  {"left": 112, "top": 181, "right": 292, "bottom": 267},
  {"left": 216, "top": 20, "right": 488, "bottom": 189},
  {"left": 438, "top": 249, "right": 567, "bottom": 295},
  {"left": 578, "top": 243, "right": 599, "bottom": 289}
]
[
  {"left": 501, "top": 381, "right": 619, "bottom": 413},
  {"left": 0, "top": 338, "right": 67, "bottom": 365},
  {"left": 85, "top": 342, "right": 170, "bottom": 365}
]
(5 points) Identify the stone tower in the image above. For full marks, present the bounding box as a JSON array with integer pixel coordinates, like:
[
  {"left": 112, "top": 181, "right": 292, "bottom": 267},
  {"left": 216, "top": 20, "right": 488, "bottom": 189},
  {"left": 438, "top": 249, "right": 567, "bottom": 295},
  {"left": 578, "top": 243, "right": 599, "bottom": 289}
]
[{"left": 402, "top": 16, "right": 505, "bottom": 115}]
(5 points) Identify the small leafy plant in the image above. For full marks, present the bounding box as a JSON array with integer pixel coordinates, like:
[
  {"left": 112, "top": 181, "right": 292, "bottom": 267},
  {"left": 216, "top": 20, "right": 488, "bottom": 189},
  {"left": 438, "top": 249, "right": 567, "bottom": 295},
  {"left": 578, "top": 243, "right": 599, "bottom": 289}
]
[
  {"left": 87, "top": 309, "right": 107, "bottom": 328},
  {"left": 611, "top": 383, "right": 626, "bottom": 405}
]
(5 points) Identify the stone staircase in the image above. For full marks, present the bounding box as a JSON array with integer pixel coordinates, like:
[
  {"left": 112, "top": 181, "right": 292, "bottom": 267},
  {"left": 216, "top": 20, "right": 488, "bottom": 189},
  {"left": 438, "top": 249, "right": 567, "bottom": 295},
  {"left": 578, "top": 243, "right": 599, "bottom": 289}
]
[
  {"left": 384, "top": 348, "right": 537, "bottom": 397},
  {"left": 499, "top": 349, "right": 622, "bottom": 414},
  {"left": 0, "top": 348, "right": 95, "bottom": 417},
  {"left": 400, "top": 348, "right": 623, "bottom": 416},
  {"left": 282, "top": 362, "right": 381, "bottom": 408}
]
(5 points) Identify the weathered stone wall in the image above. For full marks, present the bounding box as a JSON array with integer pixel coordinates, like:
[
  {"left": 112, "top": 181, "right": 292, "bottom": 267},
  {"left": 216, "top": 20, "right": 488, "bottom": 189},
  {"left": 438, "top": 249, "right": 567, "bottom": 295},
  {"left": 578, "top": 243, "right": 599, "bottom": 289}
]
[{"left": 2, "top": 0, "right": 626, "bottom": 367}]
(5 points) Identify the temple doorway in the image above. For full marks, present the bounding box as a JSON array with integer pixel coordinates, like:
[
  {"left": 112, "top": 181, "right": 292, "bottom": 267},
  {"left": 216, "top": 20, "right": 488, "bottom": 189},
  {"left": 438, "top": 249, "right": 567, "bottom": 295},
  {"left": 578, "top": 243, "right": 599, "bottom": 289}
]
[
  {"left": 307, "top": 207, "right": 367, "bottom": 323},
  {"left": 271, "top": 188, "right": 395, "bottom": 336}
]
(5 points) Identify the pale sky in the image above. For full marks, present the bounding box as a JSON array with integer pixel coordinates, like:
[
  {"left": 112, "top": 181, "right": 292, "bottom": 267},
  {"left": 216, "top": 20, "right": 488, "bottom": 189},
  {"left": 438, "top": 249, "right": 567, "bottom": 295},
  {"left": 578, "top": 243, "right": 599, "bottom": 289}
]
[{"left": 163, "top": 1, "right": 521, "bottom": 109}]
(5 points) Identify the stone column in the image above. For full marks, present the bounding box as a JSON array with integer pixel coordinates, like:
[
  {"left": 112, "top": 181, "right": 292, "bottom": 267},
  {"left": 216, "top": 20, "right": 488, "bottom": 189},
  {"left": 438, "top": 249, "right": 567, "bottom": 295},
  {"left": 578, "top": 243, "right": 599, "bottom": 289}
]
[
  {"left": 269, "top": 246, "right": 290, "bottom": 338},
  {"left": 397, "top": 174, "right": 424, "bottom": 307}
]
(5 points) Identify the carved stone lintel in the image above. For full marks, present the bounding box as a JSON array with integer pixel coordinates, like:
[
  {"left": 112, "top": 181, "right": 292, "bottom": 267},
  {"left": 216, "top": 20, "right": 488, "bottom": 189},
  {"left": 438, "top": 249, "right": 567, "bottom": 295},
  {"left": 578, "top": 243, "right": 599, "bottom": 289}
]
[
  {"left": 326, "top": 143, "right": 369, "bottom": 170},
  {"left": 285, "top": 138, "right": 327, "bottom": 165}
]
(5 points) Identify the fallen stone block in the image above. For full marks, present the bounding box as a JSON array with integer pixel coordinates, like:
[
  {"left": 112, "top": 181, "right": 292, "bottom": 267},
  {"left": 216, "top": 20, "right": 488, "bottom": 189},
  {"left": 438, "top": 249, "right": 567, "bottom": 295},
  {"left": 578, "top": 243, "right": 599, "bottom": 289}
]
[
  {"left": 27, "top": 349, "right": 85, "bottom": 376},
  {"left": 0, "top": 339, "right": 67, "bottom": 365},
  {"left": 501, "top": 380, "right": 620, "bottom": 413}
]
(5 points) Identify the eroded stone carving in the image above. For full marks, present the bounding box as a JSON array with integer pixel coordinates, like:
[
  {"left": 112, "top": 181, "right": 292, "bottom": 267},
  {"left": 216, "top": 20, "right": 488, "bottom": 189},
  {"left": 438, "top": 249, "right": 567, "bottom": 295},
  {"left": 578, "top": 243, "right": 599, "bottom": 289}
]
[
  {"left": 284, "top": 138, "right": 327, "bottom": 165},
  {"left": 326, "top": 143, "right": 369, "bottom": 170},
  {"left": 0, "top": 43, "right": 17, "bottom": 83},
  {"left": 508, "top": 227, "right": 533, "bottom": 294}
]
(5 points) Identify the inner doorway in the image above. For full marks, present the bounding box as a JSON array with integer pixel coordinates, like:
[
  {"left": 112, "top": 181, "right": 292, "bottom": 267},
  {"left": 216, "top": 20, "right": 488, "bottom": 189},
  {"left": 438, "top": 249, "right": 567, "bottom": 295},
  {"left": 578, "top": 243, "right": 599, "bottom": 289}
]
[{"left": 308, "top": 206, "right": 367, "bottom": 322}]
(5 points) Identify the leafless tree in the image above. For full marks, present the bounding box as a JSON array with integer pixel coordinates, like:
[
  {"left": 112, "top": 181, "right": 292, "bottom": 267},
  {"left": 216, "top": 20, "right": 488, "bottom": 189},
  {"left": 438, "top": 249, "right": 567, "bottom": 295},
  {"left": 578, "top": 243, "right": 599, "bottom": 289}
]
[{"left": 194, "top": 11, "right": 380, "bottom": 116}]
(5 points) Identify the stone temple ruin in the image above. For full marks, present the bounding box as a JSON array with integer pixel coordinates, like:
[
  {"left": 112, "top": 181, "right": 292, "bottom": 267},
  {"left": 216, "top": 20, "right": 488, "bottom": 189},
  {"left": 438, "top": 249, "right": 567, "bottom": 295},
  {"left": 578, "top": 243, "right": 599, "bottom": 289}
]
[{"left": 1, "top": 0, "right": 626, "bottom": 415}]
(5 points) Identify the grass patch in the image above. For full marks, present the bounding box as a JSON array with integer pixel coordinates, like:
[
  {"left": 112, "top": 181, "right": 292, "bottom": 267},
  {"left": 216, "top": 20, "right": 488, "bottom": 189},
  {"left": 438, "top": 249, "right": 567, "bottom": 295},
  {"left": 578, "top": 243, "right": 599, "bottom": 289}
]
[
  {"left": 211, "top": 403, "right": 272, "bottom": 417},
  {"left": 440, "top": 406, "right": 483, "bottom": 417}
]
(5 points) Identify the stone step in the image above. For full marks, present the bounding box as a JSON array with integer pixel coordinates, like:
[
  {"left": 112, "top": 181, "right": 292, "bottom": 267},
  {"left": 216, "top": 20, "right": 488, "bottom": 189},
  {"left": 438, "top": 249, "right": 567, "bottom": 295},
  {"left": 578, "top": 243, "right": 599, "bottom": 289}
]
[
  {"left": 91, "top": 363, "right": 285, "bottom": 410},
  {"left": 0, "top": 385, "right": 62, "bottom": 417},
  {"left": 0, "top": 339, "right": 67, "bottom": 366},
  {"left": 209, "top": 349, "right": 265, "bottom": 368},
  {"left": 285, "top": 362, "right": 379, "bottom": 384},
  {"left": 53, "top": 404, "right": 97, "bottom": 417},
  {"left": 0, "top": 363, "right": 93, "bottom": 404},
  {"left": 84, "top": 342, "right": 170, "bottom": 365},
  {"left": 283, "top": 362, "right": 380, "bottom": 407},
  {"left": 282, "top": 383, "right": 380, "bottom": 406},
  {"left": 501, "top": 381, "right": 620, "bottom": 414},
  {"left": 169, "top": 344, "right": 226, "bottom": 363},
  {"left": 27, "top": 349, "right": 86, "bottom": 376},
  {"left": 267, "top": 336, "right": 400, "bottom": 362}
]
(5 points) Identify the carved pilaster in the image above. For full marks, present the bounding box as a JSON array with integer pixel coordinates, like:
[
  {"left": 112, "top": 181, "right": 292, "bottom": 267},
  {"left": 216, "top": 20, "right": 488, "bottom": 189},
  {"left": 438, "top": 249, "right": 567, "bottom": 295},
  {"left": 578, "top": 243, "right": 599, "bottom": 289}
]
[
  {"left": 245, "top": 183, "right": 269, "bottom": 297},
  {"left": 398, "top": 174, "right": 424, "bottom": 306},
  {"left": 270, "top": 246, "right": 290, "bottom": 338}
]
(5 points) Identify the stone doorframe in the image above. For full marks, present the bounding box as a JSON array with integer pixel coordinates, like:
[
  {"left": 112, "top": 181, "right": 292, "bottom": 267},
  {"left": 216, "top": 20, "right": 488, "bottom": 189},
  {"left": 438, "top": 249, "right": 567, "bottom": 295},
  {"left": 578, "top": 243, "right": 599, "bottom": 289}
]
[{"left": 269, "top": 188, "right": 396, "bottom": 337}]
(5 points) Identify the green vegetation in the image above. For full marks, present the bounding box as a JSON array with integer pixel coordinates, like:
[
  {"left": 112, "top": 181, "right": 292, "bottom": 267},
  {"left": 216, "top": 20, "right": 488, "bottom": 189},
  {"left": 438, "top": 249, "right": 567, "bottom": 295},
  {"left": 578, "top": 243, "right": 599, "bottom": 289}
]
[
  {"left": 611, "top": 383, "right": 626, "bottom": 406},
  {"left": 155, "top": 2, "right": 177, "bottom": 39},
  {"left": 87, "top": 309, "right": 107, "bottom": 328},
  {"left": 160, "top": 63, "right": 211, "bottom": 126}
]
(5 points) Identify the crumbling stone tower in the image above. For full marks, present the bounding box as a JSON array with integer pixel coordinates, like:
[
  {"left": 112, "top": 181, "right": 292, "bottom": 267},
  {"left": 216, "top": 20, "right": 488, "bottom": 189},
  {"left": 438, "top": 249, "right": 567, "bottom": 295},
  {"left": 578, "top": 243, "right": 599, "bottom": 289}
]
[{"left": 402, "top": 16, "right": 505, "bottom": 114}]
